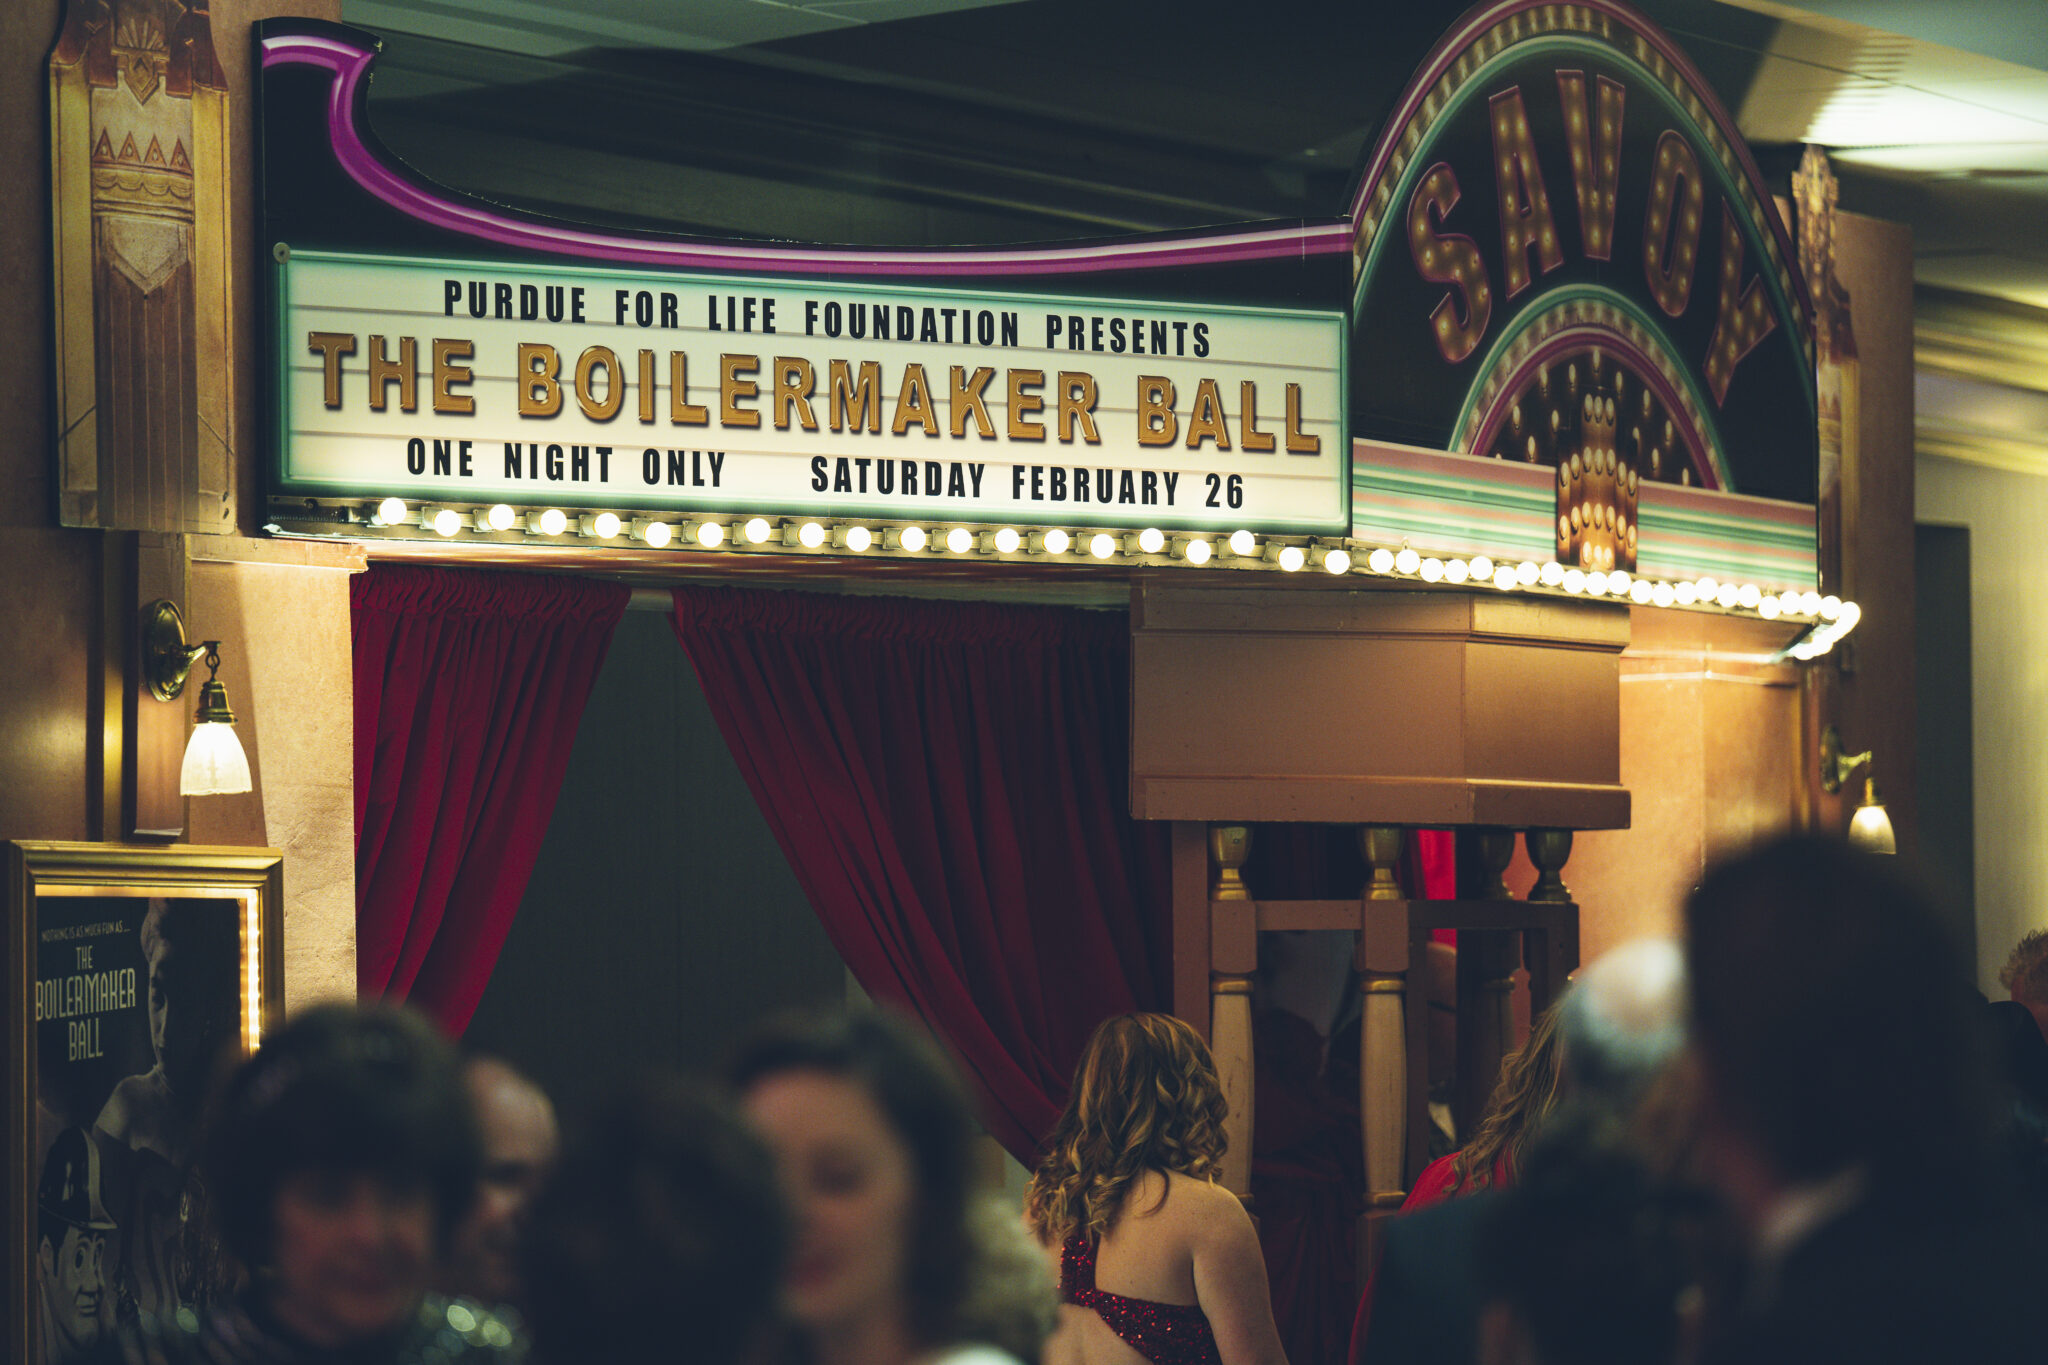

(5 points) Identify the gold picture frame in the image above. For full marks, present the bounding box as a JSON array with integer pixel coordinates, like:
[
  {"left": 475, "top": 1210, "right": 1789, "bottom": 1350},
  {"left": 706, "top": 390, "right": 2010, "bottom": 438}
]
[{"left": 5, "top": 842, "right": 282, "bottom": 1365}]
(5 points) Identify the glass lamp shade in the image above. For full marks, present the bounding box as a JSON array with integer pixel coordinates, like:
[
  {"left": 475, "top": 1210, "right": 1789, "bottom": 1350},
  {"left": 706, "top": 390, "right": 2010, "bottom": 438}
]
[
  {"left": 1848, "top": 778, "right": 1896, "bottom": 855},
  {"left": 181, "top": 721, "right": 252, "bottom": 796}
]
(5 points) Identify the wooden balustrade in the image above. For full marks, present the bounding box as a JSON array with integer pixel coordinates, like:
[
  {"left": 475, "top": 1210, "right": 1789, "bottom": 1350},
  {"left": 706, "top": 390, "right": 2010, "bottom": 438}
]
[{"left": 1182, "top": 821, "right": 1580, "bottom": 1285}]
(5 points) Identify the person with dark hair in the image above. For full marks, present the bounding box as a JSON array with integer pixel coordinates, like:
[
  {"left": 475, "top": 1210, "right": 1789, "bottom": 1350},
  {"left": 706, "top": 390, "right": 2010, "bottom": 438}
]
[
  {"left": 521, "top": 1077, "right": 788, "bottom": 1365},
  {"left": 1687, "top": 836, "right": 2048, "bottom": 1363},
  {"left": 440, "top": 1054, "right": 558, "bottom": 1311},
  {"left": 731, "top": 1007, "right": 1054, "bottom": 1365},
  {"left": 1472, "top": 1128, "right": 1691, "bottom": 1365},
  {"left": 1025, "top": 1012, "right": 1286, "bottom": 1365},
  {"left": 80, "top": 1001, "right": 520, "bottom": 1365},
  {"left": 38, "top": 1128, "right": 117, "bottom": 1362},
  {"left": 95, "top": 899, "right": 239, "bottom": 1169}
]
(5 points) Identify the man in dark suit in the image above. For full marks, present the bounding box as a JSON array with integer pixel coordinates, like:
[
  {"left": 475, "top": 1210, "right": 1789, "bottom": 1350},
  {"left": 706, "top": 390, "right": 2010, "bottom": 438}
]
[{"left": 1687, "top": 838, "right": 2048, "bottom": 1365}]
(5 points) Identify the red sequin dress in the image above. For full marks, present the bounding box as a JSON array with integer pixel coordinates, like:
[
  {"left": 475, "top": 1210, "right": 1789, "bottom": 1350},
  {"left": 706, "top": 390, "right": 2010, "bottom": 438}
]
[{"left": 1060, "top": 1234, "right": 1223, "bottom": 1365}]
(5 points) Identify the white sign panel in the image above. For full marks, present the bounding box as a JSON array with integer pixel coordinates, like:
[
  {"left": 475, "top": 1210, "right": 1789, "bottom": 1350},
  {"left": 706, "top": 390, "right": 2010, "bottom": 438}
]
[{"left": 273, "top": 249, "right": 1349, "bottom": 533}]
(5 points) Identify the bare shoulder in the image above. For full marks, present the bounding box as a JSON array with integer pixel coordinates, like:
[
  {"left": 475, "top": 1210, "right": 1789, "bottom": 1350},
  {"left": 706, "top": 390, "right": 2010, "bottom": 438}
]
[{"left": 1162, "top": 1172, "right": 1253, "bottom": 1235}]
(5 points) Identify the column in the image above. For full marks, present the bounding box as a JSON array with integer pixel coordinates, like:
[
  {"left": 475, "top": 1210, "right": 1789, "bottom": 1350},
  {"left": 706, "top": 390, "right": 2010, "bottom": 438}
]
[{"left": 1208, "top": 824, "right": 1257, "bottom": 1199}]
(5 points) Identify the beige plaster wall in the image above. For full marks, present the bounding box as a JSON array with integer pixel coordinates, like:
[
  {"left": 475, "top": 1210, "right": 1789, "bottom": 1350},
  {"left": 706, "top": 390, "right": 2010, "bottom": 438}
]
[
  {"left": 186, "top": 553, "right": 359, "bottom": 1009},
  {"left": 1918, "top": 443, "right": 2048, "bottom": 993},
  {"left": 1564, "top": 610, "right": 1803, "bottom": 960}
]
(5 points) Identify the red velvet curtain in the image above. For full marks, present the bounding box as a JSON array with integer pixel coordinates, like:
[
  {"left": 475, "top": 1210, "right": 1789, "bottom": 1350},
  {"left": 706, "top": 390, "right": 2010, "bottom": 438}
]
[
  {"left": 354, "top": 565, "right": 630, "bottom": 1034},
  {"left": 669, "top": 585, "right": 1171, "bottom": 1162}
]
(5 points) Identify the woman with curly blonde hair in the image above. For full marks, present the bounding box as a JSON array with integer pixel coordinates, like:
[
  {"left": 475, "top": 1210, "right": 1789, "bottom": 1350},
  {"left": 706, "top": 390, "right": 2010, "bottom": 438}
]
[{"left": 1026, "top": 1014, "right": 1288, "bottom": 1365}]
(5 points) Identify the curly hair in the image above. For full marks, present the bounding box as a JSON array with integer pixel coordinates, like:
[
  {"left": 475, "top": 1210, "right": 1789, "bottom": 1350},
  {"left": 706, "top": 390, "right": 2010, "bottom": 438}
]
[
  {"left": 1448, "top": 999, "right": 1566, "bottom": 1194},
  {"left": 2002, "top": 929, "right": 2048, "bottom": 1006},
  {"left": 1024, "top": 1013, "right": 1228, "bottom": 1245}
]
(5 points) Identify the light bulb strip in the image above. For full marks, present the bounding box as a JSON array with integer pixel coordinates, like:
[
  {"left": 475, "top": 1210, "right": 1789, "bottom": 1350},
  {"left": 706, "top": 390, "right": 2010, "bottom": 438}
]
[{"left": 336, "top": 497, "right": 1852, "bottom": 646}]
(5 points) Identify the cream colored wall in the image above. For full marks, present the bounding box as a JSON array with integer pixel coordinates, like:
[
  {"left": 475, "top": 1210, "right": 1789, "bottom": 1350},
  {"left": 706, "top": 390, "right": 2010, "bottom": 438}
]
[
  {"left": 1916, "top": 405, "right": 2048, "bottom": 994},
  {"left": 1562, "top": 610, "right": 1804, "bottom": 960},
  {"left": 186, "top": 549, "right": 361, "bottom": 1009}
]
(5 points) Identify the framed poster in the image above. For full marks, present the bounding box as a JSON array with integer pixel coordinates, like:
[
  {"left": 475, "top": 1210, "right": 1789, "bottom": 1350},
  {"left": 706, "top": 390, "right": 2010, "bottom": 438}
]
[{"left": 5, "top": 842, "right": 282, "bottom": 1365}]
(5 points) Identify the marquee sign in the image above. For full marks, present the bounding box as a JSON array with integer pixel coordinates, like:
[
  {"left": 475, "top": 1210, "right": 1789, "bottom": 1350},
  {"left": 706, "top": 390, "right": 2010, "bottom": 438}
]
[
  {"left": 251, "top": 4, "right": 1826, "bottom": 604},
  {"left": 1346, "top": 0, "right": 1818, "bottom": 587},
  {"left": 272, "top": 249, "right": 1346, "bottom": 534}
]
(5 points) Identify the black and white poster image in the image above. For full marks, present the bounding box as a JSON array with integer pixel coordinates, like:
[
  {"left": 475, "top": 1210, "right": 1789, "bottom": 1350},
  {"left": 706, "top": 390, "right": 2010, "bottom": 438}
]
[{"left": 34, "top": 893, "right": 244, "bottom": 1363}]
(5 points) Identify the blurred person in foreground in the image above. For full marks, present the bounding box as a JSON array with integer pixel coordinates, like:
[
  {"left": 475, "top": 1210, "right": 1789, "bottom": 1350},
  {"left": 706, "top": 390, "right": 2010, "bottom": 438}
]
[
  {"left": 732, "top": 1008, "right": 1055, "bottom": 1365},
  {"left": 1472, "top": 1126, "right": 1691, "bottom": 1365},
  {"left": 521, "top": 1077, "right": 788, "bottom": 1365},
  {"left": 438, "top": 1054, "right": 558, "bottom": 1312},
  {"left": 80, "top": 1002, "right": 520, "bottom": 1365},
  {"left": 1027, "top": 1012, "right": 1287, "bottom": 1365},
  {"left": 1687, "top": 836, "right": 2048, "bottom": 1363},
  {"left": 1360, "top": 937, "right": 1690, "bottom": 1365}
]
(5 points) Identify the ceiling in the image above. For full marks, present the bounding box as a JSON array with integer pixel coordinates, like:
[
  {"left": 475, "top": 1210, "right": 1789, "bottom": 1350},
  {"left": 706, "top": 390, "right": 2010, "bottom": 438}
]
[{"left": 338, "top": 0, "right": 2048, "bottom": 311}]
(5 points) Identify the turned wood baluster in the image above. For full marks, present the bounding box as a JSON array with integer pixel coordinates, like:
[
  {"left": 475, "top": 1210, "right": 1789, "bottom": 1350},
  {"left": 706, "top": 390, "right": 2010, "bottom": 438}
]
[
  {"left": 1209, "top": 824, "right": 1257, "bottom": 1200},
  {"left": 1356, "top": 825, "right": 1409, "bottom": 1213},
  {"left": 1454, "top": 829, "right": 1521, "bottom": 1137}
]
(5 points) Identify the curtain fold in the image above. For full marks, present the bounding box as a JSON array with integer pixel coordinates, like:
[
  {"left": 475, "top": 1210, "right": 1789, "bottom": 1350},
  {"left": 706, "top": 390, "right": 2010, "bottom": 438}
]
[
  {"left": 354, "top": 564, "right": 630, "bottom": 1034},
  {"left": 669, "top": 585, "right": 1172, "bottom": 1162}
]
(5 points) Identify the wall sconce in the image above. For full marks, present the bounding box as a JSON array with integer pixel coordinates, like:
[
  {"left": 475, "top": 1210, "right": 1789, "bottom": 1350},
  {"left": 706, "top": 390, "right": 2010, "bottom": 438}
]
[
  {"left": 143, "top": 600, "right": 252, "bottom": 797},
  {"left": 1821, "top": 724, "right": 1894, "bottom": 854}
]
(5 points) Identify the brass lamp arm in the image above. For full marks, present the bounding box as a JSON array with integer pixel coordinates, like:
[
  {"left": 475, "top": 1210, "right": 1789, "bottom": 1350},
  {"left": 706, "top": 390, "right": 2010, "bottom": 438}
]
[{"left": 1819, "top": 724, "right": 1872, "bottom": 795}]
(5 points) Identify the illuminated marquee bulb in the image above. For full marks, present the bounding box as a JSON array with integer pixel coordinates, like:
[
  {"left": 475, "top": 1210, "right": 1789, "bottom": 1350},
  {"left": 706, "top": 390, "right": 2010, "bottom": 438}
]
[
  {"left": 1035, "top": 529, "right": 1071, "bottom": 555},
  {"left": 1321, "top": 548, "right": 1351, "bottom": 575},
  {"left": 743, "top": 517, "right": 772, "bottom": 545},
  {"left": 1630, "top": 578, "right": 1653, "bottom": 604},
  {"left": 1229, "top": 530, "right": 1257, "bottom": 557},
  {"left": 1277, "top": 545, "right": 1306, "bottom": 573},
  {"left": 1758, "top": 594, "right": 1781, "bottom": 619},
  {"left": 900, "top": 525, "right": 929, "bottom": 552},
  {"left": 946, "top": 526, "right": 974, "bottom": 554},
  {"left": 1368, "top": 548, "right": 1396, "bottom": 574},
  {"left": 581, "top": 512, "right": 621, "bottom": 539},
  {"left": 485, "top": 504, "right": 516, "bottom": 531},
  {"left": 1444, "top": 558, "right": 1470, "bottom": 583},
  {"left": 844, "top": 526, "right": 873, "bottom": 552},
  {"left": 1652, "top": 581, "right": 1676, "bottom": 608},
  {"left": 1608, "top": 571, "right": 1631, "bottom": 597},
  {"left": 1395, "top": 548, "right": 1422, "bottom": 575},
  {"left": 1176, "top": 537, "right": 1213, "bottom": 565},
  {"left": 1493, "top": 565, "right": 1517, "bottom": 591},
  {"left": 1517, "top": 561, "right": 1540, "bottom": 586},
  {"left": 1674, "top": 581, "right": 1698, "bottom": 605},
  {"left": 1715, "top": 582, "right": 1740, "bottom": 609},
  {"left": 634, "top": 519, "right": 672, "bottom": 548},
  {"left": 799, "top": 521, "right": 827, "bottom": 549},
  {"left": 1585, "top": 571, "right": 1609, "bottom": 596},
  {"left": 1798, "top": 591, "right": 1823, "bottom": 617},
  {"left": 1697, "top": 576, "right": 1719, "bottom": 598},
  {"left": 1562, "top": 568, "right": 1587, "bottom": 594},
  {"left": 1737, "top": 582, "right": 1762, "bottom": 609},
  {"left": 692, "top": 519, "right": 726, "bottom": 548},
  {"left": 994, "top": 527, "right": 1022, "bottom": 554},
  {"left": 426, "top": 507, "right": 462, "bottom": 537},
  {"left": 1470, "top": 556, "right": 1494, "bottom": 581},
  {"left": 1089, "top": 532, "right": 1117, "bottom": 560},
  {"left": 1138, "top": 527, "right": 1166, "bottom": 555},
  {"left": 1819, "top": 596, "right": 1842, "bottom": 621},
  {"left": 376, "top": 496, "right": 408, "bottom": 526},
  {"left": 1540, "top": 561, "right": 1565, "bottom": 587},
  {"left": 1420, "top": 557, "right": 1444, "bottom": 582},
  {"left": 536, "top": 508, "right": 568, "bottom": 536}
]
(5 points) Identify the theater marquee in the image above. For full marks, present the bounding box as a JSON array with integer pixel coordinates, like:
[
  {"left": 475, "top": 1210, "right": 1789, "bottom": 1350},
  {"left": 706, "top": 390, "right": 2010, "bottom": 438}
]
[{"left": 272, "top": 249, "right": 1347, "bottom": 534}]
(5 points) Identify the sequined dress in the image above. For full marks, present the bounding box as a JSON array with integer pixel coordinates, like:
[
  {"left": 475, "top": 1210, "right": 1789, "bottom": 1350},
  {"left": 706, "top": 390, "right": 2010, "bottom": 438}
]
[{"left": 1059, "top": 1233, "right": 1223, "bottom": 1365}]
